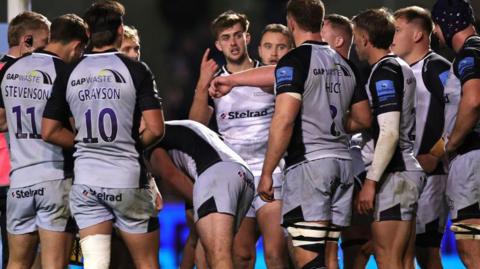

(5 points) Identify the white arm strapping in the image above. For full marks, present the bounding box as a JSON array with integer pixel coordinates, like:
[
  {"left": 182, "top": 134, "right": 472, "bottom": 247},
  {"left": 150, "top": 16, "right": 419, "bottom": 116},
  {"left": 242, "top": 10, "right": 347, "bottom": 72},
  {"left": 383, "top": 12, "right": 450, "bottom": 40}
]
[{"left": 366, "top": 111, "right": 400, "bottom": 182}]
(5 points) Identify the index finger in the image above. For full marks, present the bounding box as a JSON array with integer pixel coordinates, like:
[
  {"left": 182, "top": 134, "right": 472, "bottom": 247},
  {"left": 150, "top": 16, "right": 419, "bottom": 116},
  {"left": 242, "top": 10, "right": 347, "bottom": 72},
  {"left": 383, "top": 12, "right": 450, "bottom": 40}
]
[{"left": 202, "top": 48, "right": 211, "bottom": 63}]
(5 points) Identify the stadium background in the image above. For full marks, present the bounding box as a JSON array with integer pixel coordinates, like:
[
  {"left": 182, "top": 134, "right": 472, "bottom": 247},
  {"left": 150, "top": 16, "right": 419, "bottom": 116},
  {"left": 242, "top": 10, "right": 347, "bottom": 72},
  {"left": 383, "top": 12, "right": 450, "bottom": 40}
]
[{"left": 0, "top": 0, "right": 479, "bottom": 268}]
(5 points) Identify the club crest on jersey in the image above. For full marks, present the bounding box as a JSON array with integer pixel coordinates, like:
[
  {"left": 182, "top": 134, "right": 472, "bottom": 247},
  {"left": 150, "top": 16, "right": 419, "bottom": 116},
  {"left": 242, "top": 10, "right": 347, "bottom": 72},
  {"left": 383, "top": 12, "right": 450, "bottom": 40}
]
[
  {"left": 375, "top": 80, "right": 396, "bottom": 101},
  {"left": 71, "top": 69, "right": 126, "bottom": 86},
  {"left": 276, "top": 66, "right": 294, "bottom": 84},
  {"left": 6, "top": 70, "right": 52, "bottom": 85},
  {"left": 458, "top": 57, "right": 474, "bottom": 77}
]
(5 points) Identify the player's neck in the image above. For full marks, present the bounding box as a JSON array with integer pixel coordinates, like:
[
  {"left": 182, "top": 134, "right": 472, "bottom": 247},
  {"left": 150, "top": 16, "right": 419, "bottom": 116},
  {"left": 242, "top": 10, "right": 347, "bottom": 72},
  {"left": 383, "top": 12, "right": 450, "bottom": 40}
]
[
  {"left": 294, "top": 32, "right": 322, "bottom": 46},
  {"left": 44, "top": 43, "right": 67, "bottom": 60},
  {"left": 368, "top": 48, "right": 390, "bottom": 66},
  {"left": 452, "top": 26, "right": 477, "bottom": 53},
  {"left": 92, "top": 44, "right": 117, "bottom": 53},
  {"left": 7, "top": 47, "right": 22, "bottom": 58},
  {"left": 226, "top": 56, "right": 254, "bottom": 73},
  {"left": 402, "top": 45, "right": 430, "bottom": 65}
]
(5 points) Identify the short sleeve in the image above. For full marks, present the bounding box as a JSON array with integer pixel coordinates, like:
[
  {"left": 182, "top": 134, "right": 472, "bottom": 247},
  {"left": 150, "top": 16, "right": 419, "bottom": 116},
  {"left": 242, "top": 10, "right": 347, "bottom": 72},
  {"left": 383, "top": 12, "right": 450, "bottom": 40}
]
[
  {"left": 453, "top": 49, "right": 480, "bottom": 85},
  {"left": 368, "top": 60, "right": 404, "bottom": 115},
  {"left": 274, "top": 46, "right": 311, "bottom": 95},
  {"left": 43, "top": 63, "right": 71, "bottom": 121},
  {"left": 136, "top": 62, "right": 163, "bottom": 111}
]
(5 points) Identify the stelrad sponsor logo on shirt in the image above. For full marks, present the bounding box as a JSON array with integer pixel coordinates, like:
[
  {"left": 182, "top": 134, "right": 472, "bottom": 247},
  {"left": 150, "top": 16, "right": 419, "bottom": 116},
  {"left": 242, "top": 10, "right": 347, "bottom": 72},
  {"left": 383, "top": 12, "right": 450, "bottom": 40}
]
[{"left": 220, "top": 108, "right": 271, "bottom": 120}]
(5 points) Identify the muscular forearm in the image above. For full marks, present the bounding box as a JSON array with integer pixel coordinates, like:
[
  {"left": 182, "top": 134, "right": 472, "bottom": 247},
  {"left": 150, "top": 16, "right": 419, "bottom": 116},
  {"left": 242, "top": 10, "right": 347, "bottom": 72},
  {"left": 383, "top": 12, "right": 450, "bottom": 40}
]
[
  {"left": 231, "top": 65, "right": 275, "bottom": 91},
  {"left": 189, "top": 86, "right": 213, "bottom": 125},
  {"left": 43, "top": 127, "right": 75, "bottom": 149},
  {"left": 262, "top": 114, "right": 294, "bottom": 176},
  {"left": 448, "top": 98, "right": 480, "bottom": 151}
]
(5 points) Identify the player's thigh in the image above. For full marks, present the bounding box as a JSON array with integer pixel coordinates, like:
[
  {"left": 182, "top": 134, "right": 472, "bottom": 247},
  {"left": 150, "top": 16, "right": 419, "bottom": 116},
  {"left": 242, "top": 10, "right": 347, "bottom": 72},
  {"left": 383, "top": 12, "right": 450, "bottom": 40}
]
[
  {"left": 371, "top": 220, "right": 413, "bottom": 251},
  {"left": 119, "top": 229, "right": 159, "bottom": 268},
  {"left": 257, "top": 199, "right": 286, "bottom": 252}
]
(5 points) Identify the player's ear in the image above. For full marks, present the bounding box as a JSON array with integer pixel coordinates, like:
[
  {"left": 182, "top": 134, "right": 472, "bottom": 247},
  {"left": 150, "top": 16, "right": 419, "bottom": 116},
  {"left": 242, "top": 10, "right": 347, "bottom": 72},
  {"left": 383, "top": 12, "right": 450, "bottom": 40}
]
[
  {"left": 245, "top": 32, "right": 251, "bottom": 45},
  {"left": 413, "top": 30, "right": 423, "bottom": 43},
  {"left": 335, "top": 36, "right": 344, "bottom": 49},
  {"left": 215, "top": 40, "right": 222, "bottom": 52}
]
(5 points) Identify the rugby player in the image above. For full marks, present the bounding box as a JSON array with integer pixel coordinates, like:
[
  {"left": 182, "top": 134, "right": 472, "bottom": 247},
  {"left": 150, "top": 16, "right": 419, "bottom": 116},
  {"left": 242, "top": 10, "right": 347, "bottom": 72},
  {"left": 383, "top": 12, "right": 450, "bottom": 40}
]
[
  {"left": 321, "top": 14, "right": 353, "bottom": 59},
  {"left": 120, "top": 25, "right": 140, "bottom": 61},
  {"left": 145, "top": 120, "right": 254, "bottom": 269},
  {"left": 41, "top": 1, "right": 164, "bottom": 268},
  {"left": 0, "top": 14, "right": 87, "bottom": 269},
  {"left": 189, "top": 10, "right": 288, "bottom": 269},
  {"left": 432, "top": 0, "right": 480, "bottom": 267},
  {"left": 391, "top": 6, "right": 451, "bottom": 269},
  {"left": 0, "top": 12, "right": 50, "bottom": 267},
  {"left": 353, "top": 8, "right": 424, "bottom": 269}
]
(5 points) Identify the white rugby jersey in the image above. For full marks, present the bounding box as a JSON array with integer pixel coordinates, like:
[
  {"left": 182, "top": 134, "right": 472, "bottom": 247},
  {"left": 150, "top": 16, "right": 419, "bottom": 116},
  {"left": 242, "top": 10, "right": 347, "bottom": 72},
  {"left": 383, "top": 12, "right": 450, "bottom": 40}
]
[
  {"left": 43, "top": 49, "right": 162, "bottom": 188},
  {"left": 145, "top": 120, "right": 250, "bottom": 183},
  {"left": 410, "top": 51, "right": 450, "bottom": 174},
  {"left": 0, "top": 50, "right": 73, "bottom": 188},
  {"left": 209, "top": 60, "right": 279, "bottom": 176},
  {"left": 362, "top": 55, "right": 422, "bottom": 173}
]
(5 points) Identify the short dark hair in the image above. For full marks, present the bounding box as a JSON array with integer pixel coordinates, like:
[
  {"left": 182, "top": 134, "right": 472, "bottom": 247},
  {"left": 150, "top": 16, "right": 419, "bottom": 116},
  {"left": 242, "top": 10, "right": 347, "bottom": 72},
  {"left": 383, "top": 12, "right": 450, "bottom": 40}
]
[
  {"left": 211, "top": 10, "right": 249, "bottom": 39},
  {"left": 352, "top": 8, "right": 395, "bottom": 50},
  {"left": 394, "top": 6, "right": 434, "bottom": 35},
  {"left": 261, "top": 24, "right": 294, "bottom": 48},
  {"left": 50, "top": 14, "right": 88, "bottom": 45},
  {"left": 325, "top": 14, "right": 353, "bottom": 41},
  {"left": 84, "top": 0, "right": 125, "bottom": 48},
  {"left": 8, "top": 11, "right": 50, "bottom": 47},
  {"left": 286, "top": 0, "right": 325, "bottom": 33}
]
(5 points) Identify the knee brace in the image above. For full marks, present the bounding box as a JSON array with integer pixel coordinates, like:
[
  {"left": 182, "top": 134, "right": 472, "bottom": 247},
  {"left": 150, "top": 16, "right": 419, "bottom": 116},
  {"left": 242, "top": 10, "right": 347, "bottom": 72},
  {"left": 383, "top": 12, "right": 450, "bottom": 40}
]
[
  {"left": 80, "top": 234, "right": 112, "bottom": 269},
  {"left": 301, "top": 255, "right": 326, "bottom": 269},
  {"left": 450, "top": 223, "right": 480, "bottom": 240}
]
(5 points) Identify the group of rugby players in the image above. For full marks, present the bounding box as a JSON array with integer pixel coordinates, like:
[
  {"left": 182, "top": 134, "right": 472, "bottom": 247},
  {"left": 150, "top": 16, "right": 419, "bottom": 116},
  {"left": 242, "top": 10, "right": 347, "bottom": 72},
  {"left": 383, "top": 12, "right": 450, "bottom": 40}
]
[{"left": 0, "top": 0, "right": 479, "bottom": 269}]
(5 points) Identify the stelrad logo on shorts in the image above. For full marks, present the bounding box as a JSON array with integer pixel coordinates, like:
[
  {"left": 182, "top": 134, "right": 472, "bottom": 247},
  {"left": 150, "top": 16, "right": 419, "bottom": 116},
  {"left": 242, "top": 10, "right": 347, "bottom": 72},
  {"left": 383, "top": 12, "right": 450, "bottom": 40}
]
[
  {"left": 82, "top": 189, "right": 123, "bottom": 201},
  {"left": 12, "top": 187, "right": 45, "bottom": 198}
]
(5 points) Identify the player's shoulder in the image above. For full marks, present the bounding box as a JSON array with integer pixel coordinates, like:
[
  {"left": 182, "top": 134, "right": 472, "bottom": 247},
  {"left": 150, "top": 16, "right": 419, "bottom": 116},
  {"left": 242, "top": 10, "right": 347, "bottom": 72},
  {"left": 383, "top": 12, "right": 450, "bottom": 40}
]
[
  {"left": 277, "top": 43, "right": 312, "bottom": 65},
  {"left": 115, "top": 52, "right": 151, "bottom": 74},
  {"left": 372, "top": 55, "right": 403, "bottom": 76}
]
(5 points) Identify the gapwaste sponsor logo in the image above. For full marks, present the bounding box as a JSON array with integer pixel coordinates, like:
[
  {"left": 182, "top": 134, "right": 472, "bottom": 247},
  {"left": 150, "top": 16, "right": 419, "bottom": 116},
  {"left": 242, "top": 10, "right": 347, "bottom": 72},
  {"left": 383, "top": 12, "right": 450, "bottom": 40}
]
[
  {"left": 71, "top": 69, "right": 126, "bottom": 86},
  {"left": 6, "top": 70, "right": 53, "bottom": 85}
]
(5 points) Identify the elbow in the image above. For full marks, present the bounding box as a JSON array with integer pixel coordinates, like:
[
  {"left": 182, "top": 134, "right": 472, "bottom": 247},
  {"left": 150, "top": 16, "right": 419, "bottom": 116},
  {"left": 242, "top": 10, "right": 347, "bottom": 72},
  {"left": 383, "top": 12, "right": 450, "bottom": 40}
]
[
  {"left": 41, "top": 128, "right": 54, "bottom": 143},
  {"left": 384, "top": 130, "right": 399, "bottom": 146},
  {"left": 151, "top": 125, "right": 165, "bottom": 140}
]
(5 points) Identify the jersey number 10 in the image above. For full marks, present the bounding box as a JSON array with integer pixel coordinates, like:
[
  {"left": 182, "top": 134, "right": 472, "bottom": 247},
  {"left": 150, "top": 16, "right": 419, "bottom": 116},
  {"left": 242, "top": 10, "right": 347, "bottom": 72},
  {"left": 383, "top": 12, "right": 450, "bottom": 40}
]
[{"left": 82, "top": 108, "right": 118, "bottom": 143}]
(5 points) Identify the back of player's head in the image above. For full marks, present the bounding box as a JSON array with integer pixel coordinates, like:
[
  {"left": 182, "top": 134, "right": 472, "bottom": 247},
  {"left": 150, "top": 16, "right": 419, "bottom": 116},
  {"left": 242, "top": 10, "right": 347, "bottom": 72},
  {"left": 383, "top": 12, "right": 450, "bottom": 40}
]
[
  {"left": 84, "top": 0, "right": 125, "bottom": 48},
  {"left": 8, "top": 11, "right": 50, "bottom": 47},
  {"left": 211, "top": 10, "right": 249, "bottom": 39},
  {"left": 50, "top": 14, "right": 89, "bottom": 45},
  {"left": 123, "top": 25, "right": 140, "bottom": 43},
  {"left": 325, "top": 14, "right": 353, "bottom": 41},
  {"left": 286, "top": 0, "right": 325, "bottom": 33},
  {"left": 261, "top": 24, "right": 294, "bottom": 48},
  {"left": 431, "top": 0, "right": 476, "bottom": 48},
  {"left": 352, "top": 8, "right": 395, "bottom": 50},
  {"left": 394, "top": 6, "right": 434, "bottom": 35}
]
